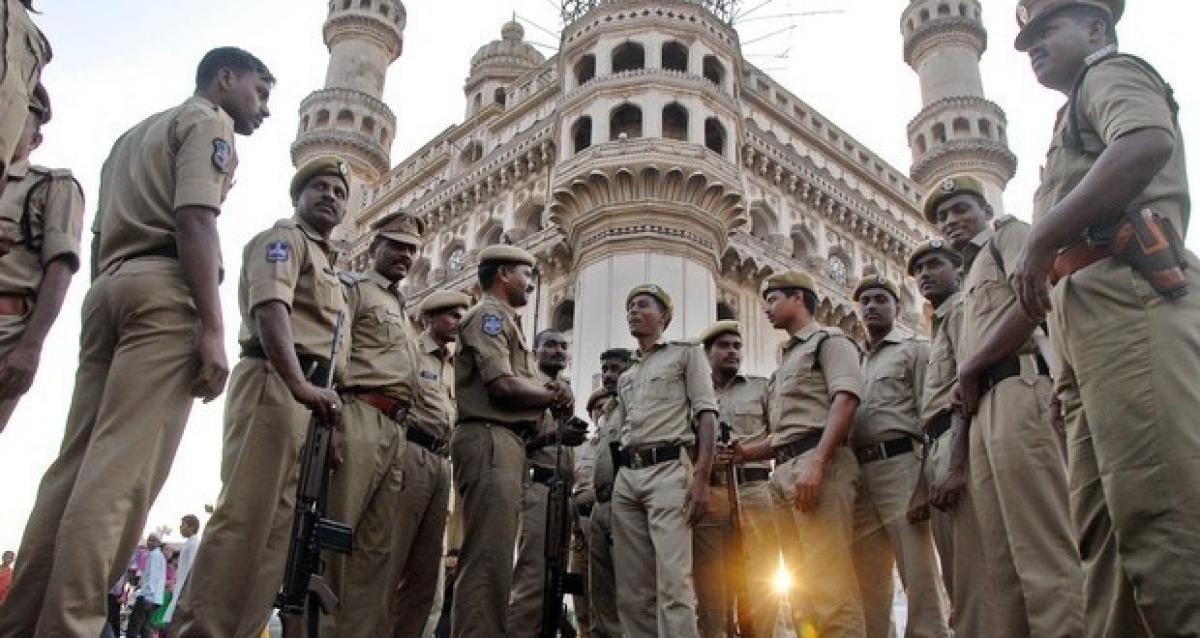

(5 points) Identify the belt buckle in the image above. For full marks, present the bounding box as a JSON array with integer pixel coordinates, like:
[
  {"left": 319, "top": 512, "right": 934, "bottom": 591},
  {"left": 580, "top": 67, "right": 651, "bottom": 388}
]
[{"left": 631, "top": 452, "right": 645, "bottom": 469}]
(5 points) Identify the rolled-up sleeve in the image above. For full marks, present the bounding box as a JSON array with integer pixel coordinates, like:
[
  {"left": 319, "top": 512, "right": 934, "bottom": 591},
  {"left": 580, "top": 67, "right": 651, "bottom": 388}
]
[
  {"left": 685, "top": 343, "right": 719, "bottom": 418},
  {"left": 821, "top": 335, "right": 863, "bottom": 400},
  {"left": 39, "top": 174, "right": 84, "bottom": 271}
]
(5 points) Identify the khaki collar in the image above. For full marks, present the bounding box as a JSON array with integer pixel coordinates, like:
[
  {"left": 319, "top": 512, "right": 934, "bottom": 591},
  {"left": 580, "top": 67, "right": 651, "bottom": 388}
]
[
  {"left": 6, "top": 160, "right": 28, "bottom": 180},
  {"left": 934, "top": 291, "right": 962, "bottom": 320},
  {"left": 869, "top": 327, "right": 904, "bottom": 351},
  {"left": 714, "top": 373, "right": 747, "bottom": 391},
  {"left": 420, "top": 330, "right": 446, "bottom": 357},
  {"left": 634, "top": 339, "right": 669, "bottom": 360},
  {"left": 962, "top": 224, "right": 996, "bottom": 268},
  {"left": 364, "top": 268, "right": 401, "bottom": 295},
  {"left": 783, "top": 321, "right": 821, "bottom": 352},
  {"left": 1086, "top": 44, "right": 1119, "bottom": 66}
]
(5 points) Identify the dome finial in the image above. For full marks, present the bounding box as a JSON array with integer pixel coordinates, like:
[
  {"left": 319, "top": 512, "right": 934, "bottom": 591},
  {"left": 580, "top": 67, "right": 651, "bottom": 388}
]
[{"left": 502, "top": 18, "right": 524, "bottom": 41}]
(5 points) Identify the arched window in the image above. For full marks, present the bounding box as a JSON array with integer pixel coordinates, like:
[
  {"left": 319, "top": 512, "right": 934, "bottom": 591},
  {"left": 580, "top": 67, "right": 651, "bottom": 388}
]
[
  {"left": 612, "top": 42, "right": 645, "bottom": 73},
  {"left": 446, "top": 245, "right": 467, "bottom": 273},
  {"left": 920, "top": 8, "right": 930, "bottom": 21},
  {"left": 552, "top": 300, "right": 575, "bottom": 332},
  {"left": 952, "top": 117, "right": 970, "bottom": 137},
  {"left": 662, "top": 103, "right": 688, "bottom": 141},
  {"left": 828, "top": 253, "right": 849, "bottom": 287},
  {"left": 750, "top": 204, "right": 774, "bottom": 240},
  {"left": 300, "top": 115, "right": 310, "bottom": 132},
  {"left": 704, "top": 117, "right": 726, "bottom": 155},
  {"left": 461, "top": 141, "right": 483, "bottom": 164},
  {"left": 703, "top": 55, "right": 725, "bottom": 85},
  {"left": 361, "top": 116, "right": 376, "bottom": 136},
  {"left": 380, "top": 126, "right": 390, "bottom": 144},
  {"left": 342, "top": 0, "right": 351, "bottom": 9},
  {"left": 336, "top": 109, "right": 355, "bottom": 126},
  {"left": 716, "top": 301, "right": 737, "bottom": 321},
  {"left": 914, "top": 133, "right": 927, "bottom": 155},
  {"left": 493, "top": 88, "right": 506, "bottom": 107},
  {"left": 662, "top": 41, "right": 688, "bottom": 72},
  {"left": 978, "top": 118, "right": 992, "bottom": 139},
  {"left": 571, "top": 116, "right": 593, "bottom": 153},
  {"left": 478, "top": 224, "right": 502, "bottom": 248},
  {"left": 959, "top": 3, "right": 968, "bottom": 16},
  {"left": 473, "top": 93, "right": 482, "bottom": 112},
  {"left": 932, "top": 122, "right": 947, "bottom": 144},
  {"left": 360, "top": 0, "right": 371, "bottom": 8},
  {"left": 937, "top": 4, "right": 950, "bottom": 16},
  {"left": 610, "top": 104, "right": 642, "bottom": 140},
  {"left": 316, "top": 109, "right": 330, "bottom": 127},
  {"left": 575, "top": 54, "right": 596, "bottom": 85}
]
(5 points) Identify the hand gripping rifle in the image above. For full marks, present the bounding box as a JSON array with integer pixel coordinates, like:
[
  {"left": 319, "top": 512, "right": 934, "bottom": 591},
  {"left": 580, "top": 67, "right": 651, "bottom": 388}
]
[
  {"left": 277, "top": 311, "right": 354, "bottom": 638},
  {"left": 719, "top": 421, "right": 754, "bottom": 637},
  {"left": 539, "top": 411, "right": 589, "bottom": 637}
]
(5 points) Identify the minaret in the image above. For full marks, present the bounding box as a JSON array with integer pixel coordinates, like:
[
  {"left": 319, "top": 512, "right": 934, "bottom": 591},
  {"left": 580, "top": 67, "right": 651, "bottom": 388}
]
[
  {"left": 292, "top": 0, "right": 406, "bottom": 224},
  {"left": 901, "top": 0, "right": 1016, "bottom": 211}
]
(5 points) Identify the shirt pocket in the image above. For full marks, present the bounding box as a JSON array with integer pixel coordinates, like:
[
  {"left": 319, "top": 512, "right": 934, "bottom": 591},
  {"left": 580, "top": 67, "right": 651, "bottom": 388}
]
[
  {"left": 733, "top": 402, "right": 765, "bottom": 437},
  {"left": 965, "top": 277, "right": 1008, "bottom": 318},
  {"left": 370, "top": 306, "right": 409, "bottom": 346},
  {"left": 867, "top": 362, "right": 909, "bottom": 408}
]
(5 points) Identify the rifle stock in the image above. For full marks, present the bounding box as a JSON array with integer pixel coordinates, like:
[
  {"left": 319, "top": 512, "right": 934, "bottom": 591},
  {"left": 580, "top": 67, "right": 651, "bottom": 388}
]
[
  {"left": 539, "top": 413, "right": 584, "bottom": 637},
  {"left": 277, "top": 312, "right": 353, "bottom": 638},
  {"left": 719, "top": 421, "right": 753, "bottom": 637}
]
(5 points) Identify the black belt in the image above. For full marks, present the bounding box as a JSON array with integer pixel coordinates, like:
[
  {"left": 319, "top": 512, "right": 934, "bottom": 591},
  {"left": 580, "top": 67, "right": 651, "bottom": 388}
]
[
  {"left": 773, "top": 432, "right": 823, "bottom": 465},
  {"left": 981, "top": 354, "right": 1050, "bottom": 395},
  {"left": 577, "top": 502, "right": 594, "bottom": 517},
  {"left": 125, "top": 244, "right": 179, "bottom": 261},
  {"left": 529, "top": 464, "right": 556, "bottom": 485},
  {"left": 456, "top": 418, "right": 539, "bottom": 442},
  {"left": 710, "top": 466, "right": 771, "bottom": 486},
  {"left": 407, "top": 425, "right": 448, "bottom": 456},
  {"left": 926, "top": 412, "right": 953, "bottom": 443},
  {"left": 854, "top": 436, "right": 917, "bottom": 464},
  {"left": 240, "top": 345, "right": 330, "bottom": 383},
  {"left": 595, "top": 484, "right": 613, "bottom": 503},
  {"left": 617, "top": 444, "right": 682, "bottom": 469}
]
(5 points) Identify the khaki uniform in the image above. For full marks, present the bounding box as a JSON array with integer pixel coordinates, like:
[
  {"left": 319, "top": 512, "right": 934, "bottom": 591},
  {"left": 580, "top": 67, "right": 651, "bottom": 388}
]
[
  {"left": 959, "top": 216, "right": 1082, "bottom": 636},
  {"left": 507, "top": 371, "right": 576, "bottom": 635},
  {"left": 694, "top": 375, "right": 780, "bottom": 638},
  {"left": 0, "top": 0, "right": 49, "bottom": 188},
  {"left": 609, "top": 340, "right": 718, "bottom": 637},
  {"left": 918, "top": 293, "right": 989, "bottom": 636},
  {"left": 318, "top": 269, "right": 419, "bottom": 636},
  {"left": 587, "top": 401, "right": 621, "bottom": 637},
  {"left": 767, "top": 323, "right": 864, "bottom": 637},
  {"left": 850, "top": 330, "right": 948, "bottom": 637},
  {"left": 389, "top": 330, "right": 457, "bottom": 637},
  {"left": 174, "top": 215, "right": 345, "bottom": 638},
  {"left": 450, "top": 293, "right": 542, "bottom": 637},
  {"left": 572, "top": 432, "right": 599, "bottom": 637},
  {"left": 0, "top": 160, "right": 83, "bottom": 430},
  {"left": 1036, "top": 52, "right": 1200, "bottom": 635},
  {"left": 0, "top": 97, "right": 235, "bottom": 638}
]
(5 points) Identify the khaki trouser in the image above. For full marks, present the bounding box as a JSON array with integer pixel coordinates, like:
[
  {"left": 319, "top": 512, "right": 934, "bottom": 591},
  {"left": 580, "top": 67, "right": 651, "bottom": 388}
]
[
  {"left": 924, "top": 429, "right": 990, "bottom": 637},
  {"left": 694, "top": 476, "right": 781, "bottom": 638},
  {"left": 970, "top": 367, "right": 1083, "bottom": 637},
  {"left": 449, "top": 422, "right": 526, "bottom": 637},
  {"left": 612, "top": 458, "right": 699, "bottom": 637},
  {"left": 0, "top": 259, "right": 198, "bottom": 638},
  {"left": 507, "top": 472, "right": 553, "bottom": 635},
  {"left": 572, "top": 511, "right": 592, "bottom": 637},
  {"left": 319, "top": 396, "right": 407, "bottom": 637},
  {"left": 389, "top": 441, "right": 452, "bottom": 636},
  {"left": 174, "top": 358, "right": 311, "bottom": 638},
  {"left": 851, "top": 450, "right": 949, "bottom": 638},
  {"left": 0, "top": 312, "right": 27, "bottom": 431},
  {"left": 1052, "top": 255, "right": 1200, "bottom": 636},
  {"left": 588, "top": 499, "right": 620, "bottom": 637},
  {"left": 771, "top": 446, "right": 863, "bottom": 637}
]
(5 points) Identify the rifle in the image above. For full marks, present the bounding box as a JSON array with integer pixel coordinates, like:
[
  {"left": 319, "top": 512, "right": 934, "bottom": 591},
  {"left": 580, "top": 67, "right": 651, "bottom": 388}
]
[
  {"left": 277, "top": 311, "right": 354, "bottom": 638},
  {"left": 719, "top": 421, "right": 753, "bottom": 637},
  {"left": 539, "top": 413, "right": 588, "bottom": 637}
]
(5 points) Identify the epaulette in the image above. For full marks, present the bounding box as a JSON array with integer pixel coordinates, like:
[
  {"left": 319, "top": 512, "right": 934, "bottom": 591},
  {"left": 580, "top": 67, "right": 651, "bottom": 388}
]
[
  {"left": 669, "top": 339, "right": 699, "bottom": 347},
  {"left": 338, "top": 271, "right": 359, "bottom": 287},
  {"left": 993, "top": 214, "right": 1017, "bottom": 229}
]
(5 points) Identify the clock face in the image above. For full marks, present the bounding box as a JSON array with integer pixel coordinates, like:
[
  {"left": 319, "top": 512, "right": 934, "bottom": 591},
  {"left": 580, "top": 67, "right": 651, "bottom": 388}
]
[
  {"left": 828, "top": 254, "right": 847, "bottom": 286},
  {"left": 447, "top": 247, "right": 466, "bottom": 273}
]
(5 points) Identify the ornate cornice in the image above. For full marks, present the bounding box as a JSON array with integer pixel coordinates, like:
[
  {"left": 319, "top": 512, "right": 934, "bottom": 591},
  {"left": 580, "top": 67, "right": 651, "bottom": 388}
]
[
  {"left": 903, "top": 17, "right": 987, "bottom": 67},
  {"left": 324, "top": 10, "right": 404, "bottom": 60},
  {"left": 906, "top": 95, "right": 1008, "bottom": 134},
  {"left": 559, "top": 67, "right": 737, "bottom": 114},
  {"left": 910, "top": 139, "right": 1017, "bottom": 185}
]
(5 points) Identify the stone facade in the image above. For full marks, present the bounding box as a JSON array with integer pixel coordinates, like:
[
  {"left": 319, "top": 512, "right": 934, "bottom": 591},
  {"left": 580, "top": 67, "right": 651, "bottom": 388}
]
[{"left": 297, "top": 0, "right": 944, "bottom": 395}]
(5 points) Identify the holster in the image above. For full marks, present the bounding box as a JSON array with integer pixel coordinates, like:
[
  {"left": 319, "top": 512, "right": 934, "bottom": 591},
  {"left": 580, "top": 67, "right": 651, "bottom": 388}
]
[{"left": 1109, "top": 208, "right": 1188, "bottom": 298}]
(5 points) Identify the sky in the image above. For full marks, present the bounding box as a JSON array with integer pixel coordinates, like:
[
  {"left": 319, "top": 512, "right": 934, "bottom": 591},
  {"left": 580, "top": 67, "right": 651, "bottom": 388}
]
[{"left": 0, "top": 0, "right": 1196, "bottom": 551}]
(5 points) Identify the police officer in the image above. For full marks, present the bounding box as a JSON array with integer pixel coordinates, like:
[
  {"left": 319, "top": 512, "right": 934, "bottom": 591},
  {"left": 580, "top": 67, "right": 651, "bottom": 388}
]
[
  {"left": 588, "top": 347, "right": 632, "bottom": 637},
  {"left": 571, "top": 387, "right": 610, "bottom": 638},
  {"left": 609, "top": 284, "right": 718, "bottom": 637},
  {"left": 450, "top": 244, "right": 572, "bottom": 637},
  {"left": 1009, "top": 1, "right": 1200, "bottom": 633},
  {"left": 174, "top": 156, "right": 347, "bottom": 637},
  {"left": 697, "top": 320, "right": 780, "bottom": 637},
  {"left": 925, "top": 174, "right": 1082, "bottom": 636},
  {"left": 0, "top": 47, "right": 273, "bottom": 637},
  {"left": 0, "top": 84, "right": 83, "bottom": 432},
  {"left": 320, "top": 211, "right": 425, "bottom": 636},
  {"left": 907, "top": 239, "right": 989, "bottom": 636},
  {"left": 848, "top": 276, "right": 948, "bottom": 637},
  {"left": 0, "top": 0, "right": 51, "bottom": 197},
  {"left": 390, "top": 288, "right": 471, "bottom": 637},
  {"left": 731, "top": 270, "right": 864, "bottom": 636},
  {"left": 508, "top": 329, "right": 586, "bottom": 634}
]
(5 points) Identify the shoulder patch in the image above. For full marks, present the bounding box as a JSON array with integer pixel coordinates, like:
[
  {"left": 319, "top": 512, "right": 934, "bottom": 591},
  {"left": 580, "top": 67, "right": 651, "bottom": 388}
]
[
  {"left": 482, "top": 313, "right": 504, "bottom": 336},
  {"left": 338, "top": 271, "right": 358, "bottom": 287},
  {"left": 266, "top": 239, "right": 291, "bottom": 263},
  {"left": 212, "top": 138, "right": 232, "bottom": 173},
  {"left": 419, "top": 370, "right": 438, "bottom": 380}
]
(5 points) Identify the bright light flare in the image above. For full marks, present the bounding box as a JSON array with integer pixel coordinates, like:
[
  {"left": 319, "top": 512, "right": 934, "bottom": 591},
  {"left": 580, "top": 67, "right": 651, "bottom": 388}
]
[{"left": 773, "top": 562, "right": 792, "bottom": 594}]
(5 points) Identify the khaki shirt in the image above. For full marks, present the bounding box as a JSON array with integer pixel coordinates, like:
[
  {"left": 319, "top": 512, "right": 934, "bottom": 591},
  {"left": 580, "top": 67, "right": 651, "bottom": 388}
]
[
  {"left": 236, "top": 216, "right": 345, "bottom": 369},
  {"left": 5, "top": 2, "right": 52, "bottom": 99},
  {"left": 852, "top": 328, "right": 928, "bottom": 447},
  {"left": 340, "top": 269, "right": 419, "bottom": 402},
  {"left": 958, "top": 216, "right": 1041, "bottom": 365},
  {"left": 455, "top": 293, "right": 542, "bottom": 426},
  {"left": 0, "top": 161, "right": 83, "bottom": 298},
  {"left": 1034, "top": 53, "right": 1189, "bottom": 234},
  {"left": 920, "top": 293, "right": 964, "bottom": 427},
  {"left": 715, "top": 374, "right": 771, "bottom": 471},
  {"left": 574, "top": 434, "right": 600, "bottom": 507},
  {"left": 767, "top": 323, "right": 863, "bottom": 448},
  {"left": 411, "top": 331, "right": 456, "bottom": 440},
  {"left": 609, "top": 340, "right": 719, "bottom": 449},
  {"left": 591, "top": 400, "right": 618, "bottom": 493},
  {"left": 529, "top": 369, "right": 574, "bottom": 472},
  {"left": 94, "top": 96, "right": 237, "bottom": 273}
]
